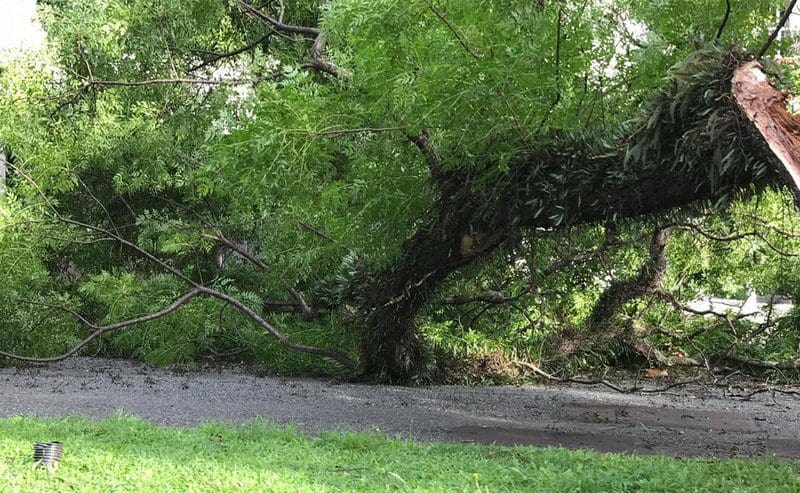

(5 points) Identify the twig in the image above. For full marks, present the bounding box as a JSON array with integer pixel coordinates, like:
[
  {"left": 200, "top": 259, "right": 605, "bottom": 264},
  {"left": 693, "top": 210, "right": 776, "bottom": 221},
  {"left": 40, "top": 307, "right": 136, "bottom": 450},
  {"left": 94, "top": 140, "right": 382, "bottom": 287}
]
[
  {"left": 288, "top": 287, "right": 314, "bottom": 320},
  {"left": 427, "top": 1, "right": 481, "bottom": 60},
  {"left": 511, "top": 360, "right": 702, "bottom": 394},
  {"left": 536, "top": 5, "right": 564, "bottom": 132},
  {"left": 315, "top": 126, "right": 406, "bottom": 138}
]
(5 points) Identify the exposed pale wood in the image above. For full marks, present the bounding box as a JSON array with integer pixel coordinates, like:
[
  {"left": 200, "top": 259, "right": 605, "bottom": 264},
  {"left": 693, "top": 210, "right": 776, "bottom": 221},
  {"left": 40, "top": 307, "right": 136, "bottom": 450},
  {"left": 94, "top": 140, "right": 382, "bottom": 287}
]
[{"left": 732, "top": 61, "right": 800, "bottom": 203}]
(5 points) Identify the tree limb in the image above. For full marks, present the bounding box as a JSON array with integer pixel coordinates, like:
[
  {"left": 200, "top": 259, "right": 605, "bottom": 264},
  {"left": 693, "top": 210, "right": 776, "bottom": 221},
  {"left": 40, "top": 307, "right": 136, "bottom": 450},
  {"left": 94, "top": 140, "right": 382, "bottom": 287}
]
[
  {"left": 5, "top": 163, "right": 358, "bottom": 372},
  {"left": 188, "top": 33, "right": 273, "bottom": 71},
  {"left": 237, "top": 0, "right": 349, "bottom": 79},
  {"left": 758, "top": 0, "right": 799, "bottom": 58},
  {"left": 0, "top": 289, "right": 202, "bottom": 363}
]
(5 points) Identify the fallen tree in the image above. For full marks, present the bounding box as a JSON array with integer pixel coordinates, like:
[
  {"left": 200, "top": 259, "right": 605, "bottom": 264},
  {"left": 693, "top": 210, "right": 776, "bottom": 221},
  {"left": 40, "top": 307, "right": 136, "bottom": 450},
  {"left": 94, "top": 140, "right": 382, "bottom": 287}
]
[
  {"left": 2, "top": 1, "right": 800, "bottom": 379},
  {"left": 358, "top": 47, "right": 800, "bottom": 379}
]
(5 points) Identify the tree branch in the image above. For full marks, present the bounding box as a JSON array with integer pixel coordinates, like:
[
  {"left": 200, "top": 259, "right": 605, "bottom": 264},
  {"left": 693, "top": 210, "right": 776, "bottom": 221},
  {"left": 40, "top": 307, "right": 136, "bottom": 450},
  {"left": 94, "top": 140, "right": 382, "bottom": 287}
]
[
  {"left": 237, "top": 0, "right": 320, "bottom": 37},
  {"left": 237, "top": 0, "right": 349, "bottom": 79},
  {"left": 669, "top": 222, "right": 798, "bottom": 257},
  {"left": 758, "top": 0, "right": 799, "bottom": 58},
  {"left": 5, "top": 163, "right": 358, "bottom": 372},
  {"left": 315, "top": 126, "right": 406, "bottom": 138},
  {"left": 86, "top": 70, "right": 290, "bottom": 88},
  {"left": 716, "top": 0, "right": 732, "bottom": 39},
  {"left": 427, "top": 1, "right": 481, "bottom": 60},
  {"left": 188, "top": 33, "right": 273, "bottom": 71},
  {"left": 0, "top": 289, "right": 202, "bottom": 363}
]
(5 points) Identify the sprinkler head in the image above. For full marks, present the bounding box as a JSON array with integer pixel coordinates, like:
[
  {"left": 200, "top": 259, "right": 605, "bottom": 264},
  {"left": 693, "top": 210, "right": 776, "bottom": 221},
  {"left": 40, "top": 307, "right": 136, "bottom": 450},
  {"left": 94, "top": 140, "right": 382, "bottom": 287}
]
[{"left": 33, "top": 442, "right": 62, "bottom": 470}]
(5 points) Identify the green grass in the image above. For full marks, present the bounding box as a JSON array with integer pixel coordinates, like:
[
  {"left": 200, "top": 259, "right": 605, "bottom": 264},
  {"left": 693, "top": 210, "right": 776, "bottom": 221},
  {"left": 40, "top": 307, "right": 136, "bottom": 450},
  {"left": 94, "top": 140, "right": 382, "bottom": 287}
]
[{"left": 0, "top": 416, "right": 797, "bottom": 492}]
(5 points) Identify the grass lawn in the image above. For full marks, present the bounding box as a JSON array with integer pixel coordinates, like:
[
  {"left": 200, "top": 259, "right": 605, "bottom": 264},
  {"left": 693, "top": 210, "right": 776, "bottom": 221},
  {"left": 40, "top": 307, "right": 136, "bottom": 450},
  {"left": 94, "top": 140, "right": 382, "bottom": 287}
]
[{"left": 0, "top": 416, "right": 796, "bottom": 492}]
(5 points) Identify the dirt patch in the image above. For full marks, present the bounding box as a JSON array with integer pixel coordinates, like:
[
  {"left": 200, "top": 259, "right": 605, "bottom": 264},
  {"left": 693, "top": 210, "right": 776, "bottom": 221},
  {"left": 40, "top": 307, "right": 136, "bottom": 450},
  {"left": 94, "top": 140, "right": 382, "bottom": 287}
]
[
  {"left": 0, "top": 358, "right": 798, "bottom": 459},
  {"left": 563, "top": 403, "right": 761, "bottom": 433}
]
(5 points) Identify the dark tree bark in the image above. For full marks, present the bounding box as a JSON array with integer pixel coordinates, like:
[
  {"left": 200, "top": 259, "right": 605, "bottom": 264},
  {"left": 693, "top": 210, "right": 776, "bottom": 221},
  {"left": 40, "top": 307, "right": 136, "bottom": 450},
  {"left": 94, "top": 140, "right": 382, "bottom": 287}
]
[{"left": 359, "top": 48, "right": 800, "bottom": 380}]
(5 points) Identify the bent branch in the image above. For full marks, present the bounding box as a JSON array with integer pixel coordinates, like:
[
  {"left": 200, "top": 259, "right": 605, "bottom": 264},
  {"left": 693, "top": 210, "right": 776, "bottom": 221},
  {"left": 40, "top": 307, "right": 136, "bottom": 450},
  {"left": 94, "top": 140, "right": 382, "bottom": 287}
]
[{"left": 0, "top": 289, "right": 202, "bottom": 363}]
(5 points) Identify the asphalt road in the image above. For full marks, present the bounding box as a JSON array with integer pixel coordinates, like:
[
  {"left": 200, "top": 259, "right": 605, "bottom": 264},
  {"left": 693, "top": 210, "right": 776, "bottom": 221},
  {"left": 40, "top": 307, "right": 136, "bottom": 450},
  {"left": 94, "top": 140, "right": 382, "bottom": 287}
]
[{"left": 0, "top": 358, "right": 798, "bottom": 459}]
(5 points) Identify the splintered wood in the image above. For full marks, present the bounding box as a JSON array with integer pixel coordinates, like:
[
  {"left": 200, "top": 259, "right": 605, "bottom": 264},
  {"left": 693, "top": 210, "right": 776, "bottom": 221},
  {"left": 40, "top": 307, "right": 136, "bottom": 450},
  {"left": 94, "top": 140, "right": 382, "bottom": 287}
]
[{"left": 732, "top": 61, "right": 800, "bottom": 203}]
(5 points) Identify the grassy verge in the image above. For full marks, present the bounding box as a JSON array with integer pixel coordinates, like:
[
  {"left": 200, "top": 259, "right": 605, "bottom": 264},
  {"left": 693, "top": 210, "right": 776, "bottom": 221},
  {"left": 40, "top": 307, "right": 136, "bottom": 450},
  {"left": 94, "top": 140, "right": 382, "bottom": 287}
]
[{"left": 0, "top": 416, "right": 797, "bottom": 492}]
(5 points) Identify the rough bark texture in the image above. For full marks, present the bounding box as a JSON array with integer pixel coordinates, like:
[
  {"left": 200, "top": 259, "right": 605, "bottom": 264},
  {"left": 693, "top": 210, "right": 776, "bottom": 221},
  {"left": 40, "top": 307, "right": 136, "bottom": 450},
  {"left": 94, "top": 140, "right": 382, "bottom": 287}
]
[{"left": 359, "top": 48, "right": 800, "bottom": 380}]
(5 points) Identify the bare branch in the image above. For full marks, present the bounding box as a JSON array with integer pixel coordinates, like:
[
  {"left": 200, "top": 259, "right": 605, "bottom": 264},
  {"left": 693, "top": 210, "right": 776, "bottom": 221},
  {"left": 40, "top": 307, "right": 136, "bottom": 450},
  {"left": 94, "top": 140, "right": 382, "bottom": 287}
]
[
  {"left": 188, "top": 33, "right": 273, "bottom": 71},
  {"left": 716, "top": 0, "right": 732, "bottom": 39},
  {"left": 0, "top": 289, "right": 202, "bottom": 363},
  {"left": 758, "top": 0, "right": 799, "bottom": 58}
]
